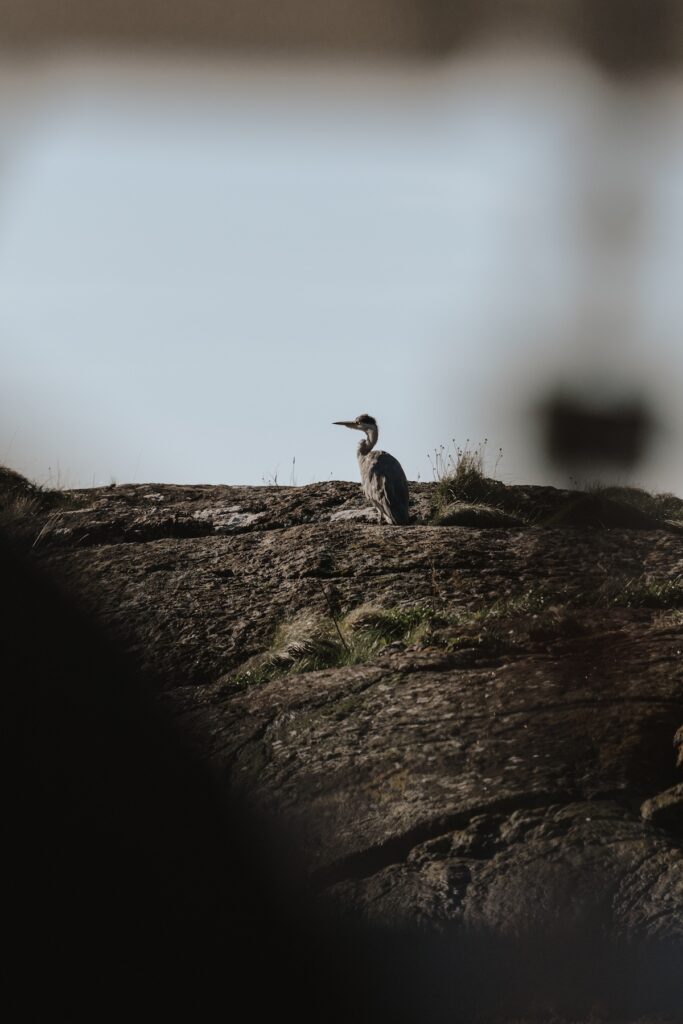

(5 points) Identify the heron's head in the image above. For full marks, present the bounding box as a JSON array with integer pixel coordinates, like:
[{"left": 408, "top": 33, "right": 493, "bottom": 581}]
[{"left": 333, "top": 414, "right": 377, "bottom": 433}]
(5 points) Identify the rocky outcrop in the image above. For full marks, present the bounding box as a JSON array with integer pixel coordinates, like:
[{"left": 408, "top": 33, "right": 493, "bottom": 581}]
[
  {"left": 18, "top": 478, "right": 683, "bottom": 962},
  {"left": 180, "top": 619, "right": 683, "bottom": 942}
]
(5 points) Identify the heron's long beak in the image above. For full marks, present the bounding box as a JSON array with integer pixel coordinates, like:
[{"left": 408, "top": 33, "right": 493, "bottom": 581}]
[{"left": 333, "top": 420, "right": 359, "bottom": 429}]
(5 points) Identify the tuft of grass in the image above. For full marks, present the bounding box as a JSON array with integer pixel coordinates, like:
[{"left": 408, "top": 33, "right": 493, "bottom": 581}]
[
  {"left": 654, "top": 608, "right": 683, "bottom": 628},
  {"left": 1, "top": 467, "right": 46, "bottom": 536},
  {"left": 226, "top": 614, "right": 355, "bottom": 692},
  {"left": 224, "top": 570, "right": 683, "bottom": 694},
  {"left": 606, "top": 575, "right": 683, "bottom": 610},
  {"left": 222, "top": 663, "right": 275, "bottom": 690},
  {"left": 0, "top": 464, "right": 83, "bottom": 548},
  {"left": 265, "top": 613, "right": 347, "bottom": 673},
  {"left": 433, "top": 502, "right": 524, "bottom": 528},
  {"left": 596, "top": 485, "right": 683, "bottom": 527},
  {"left": 461, "top": 577, "right": 683, "bottom": 617},
  {"left": 345, "top": 604, "right": 439, "bottom": 648},
  {"left": 226, "top": 603, "right": 443, "bottom": 691},
  {"left": 0, "top": 465, "right": 40, "bottom": 502},
  {"left": 227, "top": 592, "right": 579, "bottom": 694},
  {"left": 469, "top": 590, "right": 559, "bottom": 620},
  {"left": 430, "top": 590, "right": 568, "bottom": 639},
  {"left": 427, "top": 447, "right": 683, "bottom": 531},
  {"left": 0, "top": 489, "right": 44, "bottom": 519},
  {"left": 429, "top": 440, "right": 508, "bottom": 519},
  {"left": 429, "top": 438, "right": 488, "bottom": 483}
]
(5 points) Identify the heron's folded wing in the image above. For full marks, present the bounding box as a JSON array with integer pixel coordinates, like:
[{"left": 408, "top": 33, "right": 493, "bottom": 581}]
[{"left": 372, "top": 452, "right": 409, "bottom": 525}]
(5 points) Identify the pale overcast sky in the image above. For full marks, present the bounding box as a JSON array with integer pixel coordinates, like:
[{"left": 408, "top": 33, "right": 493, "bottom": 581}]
[{"left": 0, "top": 47, "right": 681, "bottom": 491}]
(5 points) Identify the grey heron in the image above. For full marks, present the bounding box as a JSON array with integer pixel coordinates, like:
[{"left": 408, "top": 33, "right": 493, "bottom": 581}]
[{"left": 333, "top": 414, "right": 409, "bottom": 525}]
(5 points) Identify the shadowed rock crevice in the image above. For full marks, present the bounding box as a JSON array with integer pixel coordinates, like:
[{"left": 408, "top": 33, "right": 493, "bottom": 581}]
[{"left": 314, "top": 790, "right": 589, "bottom": 887}]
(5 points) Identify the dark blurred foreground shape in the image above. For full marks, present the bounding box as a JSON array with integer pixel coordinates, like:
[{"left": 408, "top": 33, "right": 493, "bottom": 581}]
[
  {"left": 1, "top": 0, "right": 683, "bottom": 71},
  {"left": 0, "top": 529, "right": 378, "bottom": 1019},
  {"left": 540, "top": 391, "right": 655, "bottom": 472}
]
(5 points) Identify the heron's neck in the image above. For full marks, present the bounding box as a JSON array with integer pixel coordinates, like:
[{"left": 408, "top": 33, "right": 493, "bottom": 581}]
[{"left": 357, "top": 425, "right": 378, "bottom": 457}]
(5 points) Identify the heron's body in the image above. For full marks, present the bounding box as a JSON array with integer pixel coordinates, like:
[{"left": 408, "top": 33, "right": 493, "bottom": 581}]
[{"left": 334, "top": 414, "right": 409, "bottom": 525}]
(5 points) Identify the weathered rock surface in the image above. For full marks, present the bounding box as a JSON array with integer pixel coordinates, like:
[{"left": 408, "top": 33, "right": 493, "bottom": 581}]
[{"left": 22, "top": 479, "right": 683, "bottom": 953}]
